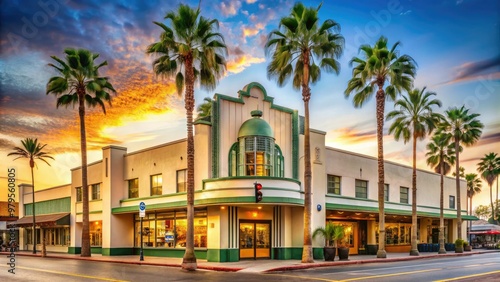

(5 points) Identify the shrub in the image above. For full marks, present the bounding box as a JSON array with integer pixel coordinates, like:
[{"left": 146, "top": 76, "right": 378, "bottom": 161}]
[{"left": 455, "top": 238, "right": 464, "bottom": 247}]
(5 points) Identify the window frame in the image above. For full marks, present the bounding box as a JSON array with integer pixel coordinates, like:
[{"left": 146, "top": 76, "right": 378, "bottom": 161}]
[
  {"left": 176, "top": 169, "right": 187, "bottom": 193},
  {"left": 384, "top": 184, "right": 389, "bottom": 202},
  {"left": 91, "top": 183, "right": 101, "bottom": 200},
  {"left": 150, "top": 174, "right": 162, "bottom": 196},
  {"left": 400, "top": 187, "right": 409, "bottom": 204},
  {"left": 128, "top": 178, "right": 139, "bottom": 198},
  {"left": 355, "top": 179, "right": 368, "bottom": 199},
  {"left": 327, "top": 175, "right": 341, "bottom": 195},
  {"left": 76, "top": 187, "right": 82, "bottom": 202},
  {"left": 449, "top": 195, "right": 455, "bottom": 209}
]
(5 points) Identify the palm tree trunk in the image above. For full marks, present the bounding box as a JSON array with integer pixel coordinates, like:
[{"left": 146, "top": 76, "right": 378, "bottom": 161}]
[
  {"left": 490, "top": 183, "right": 494, "bottom": 223},
  {"left": 182, "top": 55, "right": 197, "bottom": 271},
  {"left": 438, "top": 154, "right": 446, "bottom": 254},
  {"left": 79, "top": 96, "right": 90, "bottom": 257},
  {"left": 375, "top": 87, "right": 386, "bottom": 258},
  {"left": 410, "top": 133, "right": 419, "bottom": 256},
  {"left": 301, "top": 85, "right": 313, "bottom": 263},
  {"left": 30, "top": 159, "right": 36, "bottom": 254},
  {"left": 300, "top": 53, "right": 313, "bottom": 263},
  {"left": 455, "top": 137, "right": 462, "bottom": 239}
]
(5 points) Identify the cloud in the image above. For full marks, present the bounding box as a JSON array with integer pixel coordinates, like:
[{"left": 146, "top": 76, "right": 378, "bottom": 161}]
[
  {"left": 477, "top": 131, "right": 500, "bottom": 146},
  {"left": 219, "top": 1, "right": 242, "bottom": 17},
  {"left": 400, "top": 10, "right": 412, "bottom": 15},
  {"left": 226, "top": 55, "right": 265, "bottom": 74},
  {"left": 440, "top": 56, "right": 500, "bottom": 85},
  {"left": 0, "top": 138, "right": 15, "bottom": 150},
  {"left": 246, "top": 0, "right": 257, "bottom": 3}
]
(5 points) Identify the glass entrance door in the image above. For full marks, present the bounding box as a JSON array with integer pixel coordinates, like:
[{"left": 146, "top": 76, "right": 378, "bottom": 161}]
[{"left": 239, "top": 221, "right": 271, "bottom": 259}]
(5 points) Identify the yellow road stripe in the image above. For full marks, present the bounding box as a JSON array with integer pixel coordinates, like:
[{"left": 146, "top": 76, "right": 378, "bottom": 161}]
[
  {"left": 339, "top": 268, "right": 442, "bottom": 281},
  {"left": 433, "top": 270, "right": 500, "bottom": 282},
  {"left": 1, "top": 264, "right": 129, "bottom": 282}
]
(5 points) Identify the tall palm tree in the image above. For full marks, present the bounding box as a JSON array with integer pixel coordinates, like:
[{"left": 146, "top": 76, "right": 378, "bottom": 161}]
[
  {"left": 465, "top": 173, "right": 482, "bottom": 216},
  {"left": 426, "top": 133, "right": 456, "bottom": 254},
  {"left": 439, "top": 106, "right": 483, "bottom": 239},
  {"left": 477, "top": 152, "right": 499, "bottom": 224},
  {"left": 8, "top": 138, "right": 54, "bottom": 254},
  {"left": 46, "top": 48, "right": 116, "bottom": 257},
  {"left": 345, "top": 36, "right": 416, "bottom": 258},
  {"left": 387, "top": 87, "right": 443, "bottom": 256},
  {"left": 265, "top": 2, "right": 344, "bottom": 263},
  {"left": 146, "top": 4, "right": 227, "bottom": 270}
]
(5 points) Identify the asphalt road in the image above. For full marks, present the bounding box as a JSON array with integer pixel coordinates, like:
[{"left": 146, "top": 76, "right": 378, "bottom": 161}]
[
  {"left": 0, "top": 253, "right": 498, "bottom": 281},
  {"left": 268, "top": 252, "right": 500, "bottom": 281}
]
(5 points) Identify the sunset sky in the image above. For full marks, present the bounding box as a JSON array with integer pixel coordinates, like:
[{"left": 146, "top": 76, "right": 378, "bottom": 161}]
[{"left": 1, "top": 0, "right": 499, "bottom": 210}]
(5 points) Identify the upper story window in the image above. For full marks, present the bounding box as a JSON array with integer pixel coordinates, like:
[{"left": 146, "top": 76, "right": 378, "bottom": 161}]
[
  {"left": 128, "top": 178, "right": 139, "bottom": 198},
  {"left": 384, "top": 184, "right": 389, "bottom": 202},
  {"left": 91, "top": 183, "right": 101, "bottom": 200},
  {"left": 327, "top": 175, "right": 341, "bottom": 195},
  {"left": 228, "top": 110, "right": 284, "bottom": 177},
  {"left": 400, "top": 187, "right": 409, "bottom": 204},
  {"left": 355, "top": 179, "right": 368, "bottom": 199},
  {"left": 76, "top": 187, "right": 82, "bottom": 202},
  {"left": 177, "top": 169, "right": 187, "bottom": 193},
  {"left": 449, "top": 195, "right": 455, "bottom": 209},
  {"left": 151, "top": 174, "right": 162, "bottom": 196}
]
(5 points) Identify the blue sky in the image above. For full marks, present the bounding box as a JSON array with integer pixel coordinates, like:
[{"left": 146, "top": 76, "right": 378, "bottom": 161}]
[{"left": 1, "top": 0, "right": 499, "bottom": 208}]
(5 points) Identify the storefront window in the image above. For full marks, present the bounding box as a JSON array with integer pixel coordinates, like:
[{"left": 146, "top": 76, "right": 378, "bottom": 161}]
[
  {"left": 27, "top": 227, "right": 69, "bottom": 246},
  {"left": 90, "top": 221, "right": 102, "bottom": 246},
  {"left": 134, "top": 209, "right": 207, "bottom": 248},
  {"left": 376, "top": 223, "right": 412, "bottom": 245}
]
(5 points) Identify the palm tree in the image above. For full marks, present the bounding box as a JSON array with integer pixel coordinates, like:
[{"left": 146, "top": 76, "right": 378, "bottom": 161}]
[
  {"left": 196, "top": 97, "right": 212, "bottom": 119},
  {"left": 146, "top": 4, "right": 227, "bottom": 270},
  {"left": 477, "top": 152, "right": 499, "bottom": 224},
  {"left": 265, "top": 2, "right": 344, "bottom": 263},
  {"left": 387, "top": 87, "right": 443, "bottom": 256},
  {"left": 8, "top": 138, "right": 54, "bottom": 254},
  {"left": 46, "top": 48, "right": 116, "bottom": 257},
  {"left": 465, "top": 173, "right": 482, "bottom": 216},
  {"left": 439, "top": 106, "right": 483, "bottom": 239},
  {"left": 426, "top": 133, "right": 455, "bottom": 254},
  {"left": 452, "top": 166, "right": 465, "bottom": 178},
  {"left": 345, "top": 36, "right": 416, "bottom": 258}
]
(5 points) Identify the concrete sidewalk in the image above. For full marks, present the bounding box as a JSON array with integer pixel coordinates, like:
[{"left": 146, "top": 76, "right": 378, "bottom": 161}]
[{"left": 4, "top": 249, "right": 499, "bottom": 273}]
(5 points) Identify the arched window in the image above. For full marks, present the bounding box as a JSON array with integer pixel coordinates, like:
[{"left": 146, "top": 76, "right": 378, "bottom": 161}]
[
  {"left": 229, "top": 110, "right": 284, "bottom": 177},
  {"left": 229, "top": 141, "right": 284, "bottom": 177}
]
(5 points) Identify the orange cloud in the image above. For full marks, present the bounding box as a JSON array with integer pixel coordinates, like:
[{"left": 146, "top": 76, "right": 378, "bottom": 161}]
[{"left": 226, "top": 55, "right": 266, "bottom": 74}]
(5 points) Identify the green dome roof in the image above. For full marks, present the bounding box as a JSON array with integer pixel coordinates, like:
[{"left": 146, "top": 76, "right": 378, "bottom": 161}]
[{"left": 238, "top": 110, "right": 274, "bottom": 138}]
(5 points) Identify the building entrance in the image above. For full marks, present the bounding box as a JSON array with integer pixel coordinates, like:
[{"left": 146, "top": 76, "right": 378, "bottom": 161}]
[{"left": 239, "top": 221, "right": 271, "bottom": 259}]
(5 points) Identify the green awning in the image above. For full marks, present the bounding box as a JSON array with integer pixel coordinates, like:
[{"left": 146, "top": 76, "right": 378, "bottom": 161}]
[{"left": 326, "top": 203, "right": 479, "bottom": 220}]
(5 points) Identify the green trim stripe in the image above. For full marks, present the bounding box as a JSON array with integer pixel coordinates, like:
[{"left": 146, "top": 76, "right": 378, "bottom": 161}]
[{"left": 112, "top": 196, "right": 303, "bottom": 214}]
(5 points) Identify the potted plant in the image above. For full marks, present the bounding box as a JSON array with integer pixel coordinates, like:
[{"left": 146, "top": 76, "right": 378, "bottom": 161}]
[
  {"left": 463, "top": 241, "right": 472, "bottom": 251},
  {"left": 313, "top": 222, "right": 344, "bottom": 261},
  {"left": 455, "top": 238, "right": 464, "bottom": 253},
  {"left": 338, "top": 237, "right": 350, "bottom": 261}
]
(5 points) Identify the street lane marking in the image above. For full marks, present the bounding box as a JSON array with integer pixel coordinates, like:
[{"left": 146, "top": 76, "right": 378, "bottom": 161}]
[
  {"left": 434, "top": 270, "right": 500, "bottom": 282},
  {"left": 339, "top": 268, "right": 442, "bottom": 281},
  {"left": 0, "top": 264, "right": 129, "bottom": 282}
]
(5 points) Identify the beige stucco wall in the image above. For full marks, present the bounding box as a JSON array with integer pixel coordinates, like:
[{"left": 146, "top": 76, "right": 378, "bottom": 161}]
[{"left": 123, "top": 140, "right": 187, "bottom": 197}]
